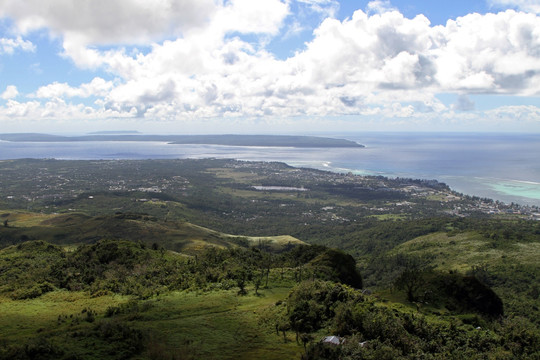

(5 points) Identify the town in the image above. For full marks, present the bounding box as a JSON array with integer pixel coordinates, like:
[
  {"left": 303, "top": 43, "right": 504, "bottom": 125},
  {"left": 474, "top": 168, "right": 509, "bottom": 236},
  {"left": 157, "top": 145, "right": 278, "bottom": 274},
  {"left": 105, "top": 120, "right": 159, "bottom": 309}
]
[{"left": 1, "top": 159, "right": 538, "bottom": 225}]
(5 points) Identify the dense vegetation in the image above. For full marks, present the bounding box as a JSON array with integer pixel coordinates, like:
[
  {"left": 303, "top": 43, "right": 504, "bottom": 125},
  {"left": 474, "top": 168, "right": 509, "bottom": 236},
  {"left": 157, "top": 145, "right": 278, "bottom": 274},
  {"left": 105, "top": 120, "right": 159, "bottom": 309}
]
[
  {"left": 0, "top": 239, "right": 361, "bottom": 301},
  {"left": 287, "top": 281, "right": 537, "bottom": 359},
  {"left": 0, "top": 158, "right": 539, "bottom": 359},
  {"left": 0, "top": 238, "right": 361, "bottom": 359}
]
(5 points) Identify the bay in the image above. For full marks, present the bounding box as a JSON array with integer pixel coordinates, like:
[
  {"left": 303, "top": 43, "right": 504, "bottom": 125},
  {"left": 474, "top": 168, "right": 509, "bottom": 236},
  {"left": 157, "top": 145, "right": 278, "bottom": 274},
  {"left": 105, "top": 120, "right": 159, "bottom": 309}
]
[{"left": 0, "top": 132, "right": 539, "bottom": 206}]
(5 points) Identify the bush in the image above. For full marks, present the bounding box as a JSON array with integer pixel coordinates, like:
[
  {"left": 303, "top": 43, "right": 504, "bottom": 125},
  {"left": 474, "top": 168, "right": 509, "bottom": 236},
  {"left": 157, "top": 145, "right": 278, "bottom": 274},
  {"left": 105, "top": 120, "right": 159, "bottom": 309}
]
[
  {"left": 10, "top": 282, "right": 55, "bottom": 300},
  {"left": 0, "top": 336, "right": 64, "bottom": 360}
]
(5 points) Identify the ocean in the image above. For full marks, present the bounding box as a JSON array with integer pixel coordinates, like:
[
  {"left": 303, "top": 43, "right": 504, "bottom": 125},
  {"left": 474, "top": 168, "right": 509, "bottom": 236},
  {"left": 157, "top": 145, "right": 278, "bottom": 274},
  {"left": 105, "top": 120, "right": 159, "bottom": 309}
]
[{"left": 1, "top": 132, "right": 539, "bottom": 207}]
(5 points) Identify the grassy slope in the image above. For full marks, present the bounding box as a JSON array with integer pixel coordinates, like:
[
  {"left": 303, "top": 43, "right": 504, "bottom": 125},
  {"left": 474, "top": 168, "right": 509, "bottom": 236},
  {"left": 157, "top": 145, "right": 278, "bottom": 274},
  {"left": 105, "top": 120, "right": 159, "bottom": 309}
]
[
  {"left": 0, "top": 287, "right": 304, "bottom": 360},
  {"left": 131, "top": 288, "right": 303, "bottom": 360},
  {"left": 390, "top": 231, "right": 540, "bottom": 323},
  {"left": 392, "top": 231, "right": 540, "bottom": 272},
  {"left": 1, "top": 218, "right": 539, "bottom": 358},
  {"left": 0, "top": 210, "right": 308, "bottom": 359},
  {"left": 0, "top": 211, "right": 309, "bottom": 359},
  {"left": 0, "top": 291, "right": 129, "bottom": 342},
  {"left": 0, "top": 210, "right": 305, "bottom": 253}
]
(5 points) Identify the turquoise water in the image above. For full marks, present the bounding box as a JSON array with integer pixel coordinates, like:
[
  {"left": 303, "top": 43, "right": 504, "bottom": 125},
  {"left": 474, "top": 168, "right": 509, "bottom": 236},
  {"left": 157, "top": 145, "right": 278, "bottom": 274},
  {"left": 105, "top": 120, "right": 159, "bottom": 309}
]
[
  {"left": 0, "top": 133, "right": 539, "bottom": 206},
  {"left": 491, "top": 180, "right": 540, "bottom": 201}
]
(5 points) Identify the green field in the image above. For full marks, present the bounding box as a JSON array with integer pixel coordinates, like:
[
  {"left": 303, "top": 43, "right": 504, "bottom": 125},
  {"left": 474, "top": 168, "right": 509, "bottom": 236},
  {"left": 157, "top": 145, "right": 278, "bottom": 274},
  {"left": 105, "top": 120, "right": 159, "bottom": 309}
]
[{"left": 0, "top": 287, "right": 304, "bottom": 360}]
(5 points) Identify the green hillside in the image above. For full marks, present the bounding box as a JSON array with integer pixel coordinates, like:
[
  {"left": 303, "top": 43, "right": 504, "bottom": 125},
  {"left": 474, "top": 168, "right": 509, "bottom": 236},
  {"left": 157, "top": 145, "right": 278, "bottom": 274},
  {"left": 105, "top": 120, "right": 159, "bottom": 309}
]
[
  {"left": 0, "top": 235, "right": 359, "bottom": 360},
  {"left": 0, "top": 159, "right": 539, "bottom": 359},
  {"left": 0, "top": 210, "right": 305, "bottom": 254},
  {"left": 1, "top": 214, "right": 539, "bottom": 359},
  {"left": 388, "top": 231, "right": 540, "bottom": 324}
]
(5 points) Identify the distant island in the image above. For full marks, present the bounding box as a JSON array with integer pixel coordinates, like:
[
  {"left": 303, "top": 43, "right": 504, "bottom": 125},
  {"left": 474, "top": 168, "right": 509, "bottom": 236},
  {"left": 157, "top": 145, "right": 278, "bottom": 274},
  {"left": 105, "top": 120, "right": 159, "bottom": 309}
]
[
  {"left": 0, "top": 133, "right": 364, "bottom": 148},
  {"left": 87, "top": 130, "right": 142, "bottom": 135}
]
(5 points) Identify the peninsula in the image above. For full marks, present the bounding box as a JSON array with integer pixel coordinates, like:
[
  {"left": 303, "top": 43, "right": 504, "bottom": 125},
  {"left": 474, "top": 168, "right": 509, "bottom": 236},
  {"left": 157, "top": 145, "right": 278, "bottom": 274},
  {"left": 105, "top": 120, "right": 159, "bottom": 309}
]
[{"left": 0, "top": 133, "right": 363, "bottom": 148}]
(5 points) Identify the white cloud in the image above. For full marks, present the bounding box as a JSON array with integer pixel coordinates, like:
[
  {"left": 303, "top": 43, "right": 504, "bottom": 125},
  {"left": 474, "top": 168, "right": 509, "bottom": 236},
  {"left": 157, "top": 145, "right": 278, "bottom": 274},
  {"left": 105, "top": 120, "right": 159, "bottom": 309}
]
[
  {"left": 296, "top": 0, "right": 339, "bottom": 18},
  {"left": 366, "top": 0, "right": 397, "bottom": 15},
  {"left": 433, "top": 11, "right": 540, "bottom": 93},
  {"left": 1, "top": 96, "right": 538, "bottom": 133},
  {"left": 1, "top": 2, "right": 540, "bottom": 131},
  {"left": 282, "top": 21, "right": 306, "bottom": 39},
  {"left": 0, "top": 36, "right": 35, "bottom": 54},
  {"left": 1, "top": 85, "right": 19, "bottom": 100},
  {"left": 0, "top": 97, "right": 135, "bottom": 121},
  {"left": 1, "top": 0, "right": 289, "bottom": 50},
  {"left": 34, "top": 78, "right": 114, "bottom": 99},
  {"left": 280, "top": 0, "right": 340, "bottom": 43},
  {"left": 1, "top": 99, "right": 40, "bottom": 117},
  {"left": 215, "top": 0, "right": 289, "bottom": 35},
  {"left": 489, "top": 0, "right": 540, "bottom": 14},
  {"left": 487, "top": 104, "right": 540, "bottom": 123},
  {"left": 0, "top": 0, "right": 218, "bottom": 45},
  {"left": 3, "top": 0, "right": 289, "bottom": 72},
  {"left": 51, "top": 8, "right": 540, "bottom": 122}
]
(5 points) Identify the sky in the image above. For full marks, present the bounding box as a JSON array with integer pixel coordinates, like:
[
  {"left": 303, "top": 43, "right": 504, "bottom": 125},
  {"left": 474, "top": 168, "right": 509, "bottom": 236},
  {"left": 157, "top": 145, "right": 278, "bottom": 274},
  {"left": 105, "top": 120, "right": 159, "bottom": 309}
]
[{"left": 1, "top": 0, "right": 540, "bottom": 134}]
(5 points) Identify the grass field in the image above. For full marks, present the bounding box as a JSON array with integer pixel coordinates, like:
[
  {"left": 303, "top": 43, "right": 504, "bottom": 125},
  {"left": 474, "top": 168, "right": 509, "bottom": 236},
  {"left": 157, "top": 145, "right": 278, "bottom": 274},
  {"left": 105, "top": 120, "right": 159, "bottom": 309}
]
[
  {"left": 0, "top": 291, "right": 129, "bottom": 342},
  {"left": 132, "top": 288, "right": 303, "bottom": 360},
  {"left": 0, "top": 286, "right": 305, "bottom": 360},
  {"left": 0, "top": 209, "right": 305, "bottom": 254},
  {"left": 392, "top": 231, "right": 540, "bottom": 272},
  {"left": 388, "top": 231, "right": 540, "bottom": 324}
]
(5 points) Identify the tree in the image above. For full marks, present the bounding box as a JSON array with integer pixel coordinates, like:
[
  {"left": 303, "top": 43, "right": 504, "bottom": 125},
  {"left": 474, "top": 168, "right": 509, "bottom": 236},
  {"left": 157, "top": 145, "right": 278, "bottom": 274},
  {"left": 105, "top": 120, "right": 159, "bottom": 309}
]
[
  {"left": 253, "top": 271, "right": 263, "bottom": 296},
  {"left": 234, "top": 267, "right": 250, "bottom": 295},
  {"left": 261, "top": 253, "right": 273, "bottom": 288},
  {"left": 394, "top": 257, "right": 430, "bottom": 302},
  {"left": 277, "top": 321, "right": 291, "bottom": 342},
  {"left": 300, "top": 333, "right": 314, "bottom": 350},
  {"left": 395, "top": 268, "right": 424, "bottom": 302}
]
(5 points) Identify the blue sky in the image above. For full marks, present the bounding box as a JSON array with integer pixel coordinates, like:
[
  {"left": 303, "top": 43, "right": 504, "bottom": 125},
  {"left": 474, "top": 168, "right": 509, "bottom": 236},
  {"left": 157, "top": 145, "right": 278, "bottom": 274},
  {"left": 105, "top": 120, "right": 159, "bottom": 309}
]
[{"left": 1, "top": 0, "right": 540, "bottom": 134}]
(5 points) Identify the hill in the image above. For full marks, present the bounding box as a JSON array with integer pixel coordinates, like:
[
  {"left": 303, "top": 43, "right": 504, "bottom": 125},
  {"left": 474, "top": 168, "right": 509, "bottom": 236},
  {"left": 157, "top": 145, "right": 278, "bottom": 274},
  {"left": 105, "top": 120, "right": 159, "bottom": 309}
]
[
  {"left": 1, "top": 237, "right": 537, "bottom": 359},
  {"left": 0, "top": 239, "right": 308, "bottom": 359},
  {"left": 387, "top": 230, "right": 540, "bottom": 324},
  {"left": 0, "top": 210, "right": 305, "bottom": 254},
  {"left": 0, "top": 234, "right": 365, "bottom": 360}
]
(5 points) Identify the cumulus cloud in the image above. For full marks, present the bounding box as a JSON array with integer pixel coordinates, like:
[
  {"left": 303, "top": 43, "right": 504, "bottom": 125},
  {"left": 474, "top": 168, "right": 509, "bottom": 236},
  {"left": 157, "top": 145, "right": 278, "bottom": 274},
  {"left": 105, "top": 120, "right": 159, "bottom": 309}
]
[
  {"left": 433, "top": 11, "right": 540, "bottom": 94},
  {"left": 1, "top": 0, "right": 289, "bottom": 48},
  {"left": 1, "top": 1, "right": 540, "bottom": 129},
  {"left": 0, "top": 36, "right": 35, "bottom": 54},
  {"left": 487, "top": 104, "right": 540, "bottom": 123},
  {"left": 366, "top": 0, "right": 397, "bottom": 15},
  {"left": 296, "top": 0, "right": 340, "bottom": 18},
  {"left": 0, "top": 0, "right": 217, "bottom": 45},
  {"left": 34, "top": 78, "right": 114, "bottom": 99},
  {"left": 0, "top": 97, "right": 136, "bottom": 121},
  {"left": 215, "top": 0, "right": 289, "bottom": 35},
  {"left": 1, "top": 85, "right": 19, "bottom": 100},
  {"left": 2, "top": 0, "right": 289, "bottom": 72},
  {"left": 1, "top": 99, "right": 41, "bottom": 117}
]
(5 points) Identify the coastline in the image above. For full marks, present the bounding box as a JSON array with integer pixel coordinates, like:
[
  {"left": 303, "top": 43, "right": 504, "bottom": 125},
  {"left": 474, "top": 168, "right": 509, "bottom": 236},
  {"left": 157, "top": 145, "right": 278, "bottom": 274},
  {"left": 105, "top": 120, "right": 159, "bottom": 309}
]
[
  {"left": 0, "top": 133, "right": 539, "bottom": 207},
  {"left": 287, "top": 161, "right": 540, "bottom": 207},
  {"left": 0, "top": 133, "right": 364, "bottom": 148}
]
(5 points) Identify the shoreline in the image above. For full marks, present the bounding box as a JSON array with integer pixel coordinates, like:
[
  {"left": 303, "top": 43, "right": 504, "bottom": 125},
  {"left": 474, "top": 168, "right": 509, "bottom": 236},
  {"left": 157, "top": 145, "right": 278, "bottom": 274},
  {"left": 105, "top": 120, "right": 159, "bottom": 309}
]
[
  {"left": 290, "top": 161, "right": 540, "bottom": 207},
  {"left": 1, "top": 137, "right": 538, "bottom": 207}
]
